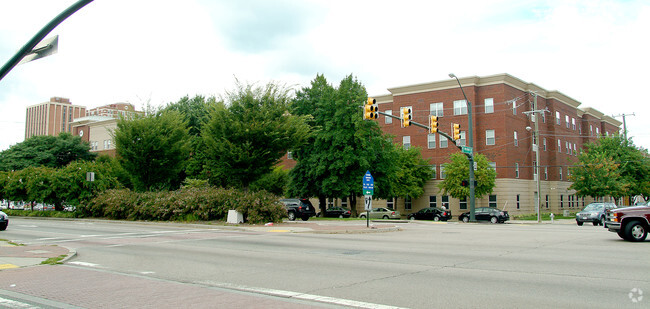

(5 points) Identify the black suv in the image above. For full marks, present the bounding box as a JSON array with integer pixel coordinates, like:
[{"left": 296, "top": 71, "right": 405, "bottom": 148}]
[{"left": 280, "top": 198, "right": 316, "bottom": 221}]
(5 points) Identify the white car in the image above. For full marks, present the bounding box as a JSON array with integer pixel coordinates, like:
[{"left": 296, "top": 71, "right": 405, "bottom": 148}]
[{"left": 0, "top": 211, "right": 8, "bottom": 231}]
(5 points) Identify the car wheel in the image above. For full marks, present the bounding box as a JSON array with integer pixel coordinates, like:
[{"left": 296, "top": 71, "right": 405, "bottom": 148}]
[
  {"left": 462, "top": 216, "right": 469, "bottom": 223},
  {"left": 339, "top": 214, "right": 344, "bottom": 218},
  {"left": 301, "top": 216, "right": 310, "bottom": 221},
  {"left": 600, "top": 216, "right": 605, "bottom": 226},
  {"left": 382, "top": 215, "right": 389, "bottom": 219},
  {"left": 592, "top": 221, "right": 599, "bottom": 226},
  {"left": 0, "top": 223, "right": 6, "bottom": 231},
  {"left": 360, "top": 214, "right": 366, "bottom": 219},
  {"left": 490, "top": 216, "right": 498, "bottom": 224},
  {"left": 409, "top": 216, "right": 415, "bottom": 221},
  {"left": 288, "top": 211, "right": 296, "bottom": 221},
  {"left": 624, "top": 221, "right": 648, "bottom": 242},
  {"left": 576, "top": 221, "right": 584, "bottom": 226},
  {"left": 433, "top": 216, "right": 440, "bottom": 222}
]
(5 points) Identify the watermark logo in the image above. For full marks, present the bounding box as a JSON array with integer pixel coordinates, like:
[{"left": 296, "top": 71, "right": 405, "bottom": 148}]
[{"left": 629, "top": 288, "right": 643, "bottom": 303}]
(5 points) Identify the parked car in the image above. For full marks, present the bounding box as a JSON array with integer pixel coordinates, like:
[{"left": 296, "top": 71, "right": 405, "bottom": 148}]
[
  {"left": 280, "top": 198, "right": 317, "bottom": 221},
  {"left": 33, "top": 203, "right": 56, "bottom": 211},
  {"left": 408, "top": 207, "right": 452, "bottom": 221},
  {"left": 0, "top": 210, "right": 8, "bottom": 231},
  {"left": 359, "top": 207, "right": 401, "bottom": 219},
  {"left": 8, "top": 201, "right": 24, "bottom": 210},
  {"left": 459, "top": 207, "right": 509, "bottom": 223},
  {"left": 320, "top": 206, "right": 352, "bottom": 218},
  {"left": 606, "top": 205, "right": 650, "bottom": 242},
  {"left": 576, "top": 202, "right": 616, "bottom": 226}
]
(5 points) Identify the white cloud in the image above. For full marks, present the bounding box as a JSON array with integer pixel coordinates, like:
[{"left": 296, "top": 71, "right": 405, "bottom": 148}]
[{"left": 1, "top": 0, "right": 649, "bottom": 150}]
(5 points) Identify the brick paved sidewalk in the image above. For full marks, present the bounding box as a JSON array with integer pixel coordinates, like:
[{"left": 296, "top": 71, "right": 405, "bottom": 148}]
[{"left": 1, "top": 265, "right": 328, "bottom": 308}]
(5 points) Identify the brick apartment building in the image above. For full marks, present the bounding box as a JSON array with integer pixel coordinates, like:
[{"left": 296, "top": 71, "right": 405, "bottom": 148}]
[
  {"left": 289, "top": 74, "right": 622, "bottom": 217},
  {"left": 24, "top": 97, "right": 86, "bottom": 139}
]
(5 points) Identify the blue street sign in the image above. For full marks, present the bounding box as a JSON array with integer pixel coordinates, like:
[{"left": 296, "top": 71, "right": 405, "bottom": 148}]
[{"left": 362, "top": 170, "right": 374, "bottom": 195}]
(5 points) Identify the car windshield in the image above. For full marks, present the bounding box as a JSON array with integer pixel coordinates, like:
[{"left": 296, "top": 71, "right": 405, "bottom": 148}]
[{"left": 582, "top": 204, "right": 604, "bottom": 211}]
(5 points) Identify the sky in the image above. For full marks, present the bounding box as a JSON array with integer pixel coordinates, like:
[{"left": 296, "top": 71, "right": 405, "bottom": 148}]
[{"left": 1, "top": 0, "right": 649, "bottom": 151}]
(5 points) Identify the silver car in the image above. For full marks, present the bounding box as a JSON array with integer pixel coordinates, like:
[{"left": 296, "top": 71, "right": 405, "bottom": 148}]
[
  {"left": 359, "top": 207, "right": 401, "bottom": 219},
  {"left": 576, "top": 202, "right": 616, "bottom": 226}
]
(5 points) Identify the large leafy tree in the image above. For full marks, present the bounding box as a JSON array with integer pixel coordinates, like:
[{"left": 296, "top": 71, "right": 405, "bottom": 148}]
[
  {"left": 52, "top": 160, "right": 121, "bottom": 208},
  {"left": 287, "top": 74, "right": 429, "bottom": 212},
  {"left": 569, "top": 135, "right": 650, "bottom": 199},
  {"left": 114, "top": 110, "right": 190, "bottom": 191},
  {"left": 0, "top": 133, "right": 96, "bottom": 171},
  {"left": 201, "top": 81, "right": 312, "bottom": 189},
  {"left": 438, "top": 152, "right": 496, "bottom": 199},
  {"left": 163, "top": 95, "right": 217, "bottom": 178}
]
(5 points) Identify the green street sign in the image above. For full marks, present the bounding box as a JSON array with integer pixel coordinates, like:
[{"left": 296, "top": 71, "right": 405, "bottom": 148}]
[{"left": 462, "top": 146, "right": 473, "bottom": 154}]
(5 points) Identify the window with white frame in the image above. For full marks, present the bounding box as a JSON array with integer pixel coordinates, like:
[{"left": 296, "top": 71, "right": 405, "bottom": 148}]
[
  {"left": 556, "top": 111, "right": 561, "bottom": 125},
  {"left": 428, "top": 134, "right": 436, "bottom": 149},
  {"left": 544, "top": 166, "right": 548, "bottom": 180},
  {"left": 385, "top": 110, "right": 392, "bottom": 124},
  {"left": 484, "top": 98, "right": 494, "bottom": 114},
  {"left": 287, "top": 151, "right": 293, "bottom": 160},
  {"left": 590, "top": 124, "right": 593, "bottom": 136},
  {"left": 458, "top": 131, "right": 466, "bottom": 146},
  {"left": 440, "top": 164, "right": 447, "bottom": 179},
  {"left": 387, "top": 198, "right": 394, "bottom": 209},
  {"left": 512, "top": 101, "right": 517, "bottom": 115},
  {"left": 431, "top": 165, "right": 437, "bottom": 179},
  {"left": 565, "top": 115, "right": 570, "bottom": 128},
  {"left": 559, "top": 167, "right": 563, "bottom": 180},
  {"left": 515, "top": 163, "right": 520, "bottom": 178},
  {"left": 543, "top": 138, "right": 547, "bottom": 151},
  {"left": 430, "top": 102, "right": 443, "bottom": 117},
  {"left": 596, "top": 127, "right": 599, "bottom": 135},
  {"left": 486, "top": 129, "right": 495, "bottom": 145},
  {"left": 453, "top": 100, "right": 467, "bottom": 115},
  {"left": 404, "top": 196, "right": 412, "bottom": 210},
  {"left": 489, "top": 162, "right": 496, "bottom": 171},
  {"left": 429, "top": 196, "right": 437, "bottom": 208},
  {"left": 573, "top": 143, "right": 577, "bottom": 155},
  {"left": 566, "top": 141, "right": 570, "bottom": 154},
  {"left": 572, "top": 118, "right": 576, "bottom": 130},
  {"left": 514, "top": 131, "right": 518, "bottom": 146},
  {"left": 440, "top": 137, "right": 448, "bottom": 148},
  {"left": 558, "top": 139, "right": 561, "bottom": 152},
  {"left": 489, "top": 195, "right": 497, "bottom": 208},
  {"left": 459, "top": 197, "right": 467, "bottom": 210},
  {"left": 403, "top": 136, "right": 410, "bottom": 150}
]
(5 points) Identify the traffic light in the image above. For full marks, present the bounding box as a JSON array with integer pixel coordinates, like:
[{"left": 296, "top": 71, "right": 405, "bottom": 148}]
[
  {"left": 461, "top": 180, "right": 469, "bottom": 187},
  {"left": 429, "top": 115, "right": 438, "bottom": 133},
  {"left": 401, "top": 107, "right": 412, "bottom": 127},
  {"left": 452, "top": 123, "right": 461, "bottom": 140},
  {"left": 364, "top": 98, "right": 378, "bottom": 120}
]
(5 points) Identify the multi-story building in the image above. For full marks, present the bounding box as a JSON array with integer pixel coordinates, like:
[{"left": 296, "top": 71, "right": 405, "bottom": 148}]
[
  {"left": 369, "top": 73, "right": 621, "bottom": 216},
  {"left": 71, "top": 116, "right": 118, "bottom": 157},
  {"left": 24, "top": 97, "right": 86, "bottom": 139},
  {"left": 85, "top": 102, "right": 138, "bottom": 118}
]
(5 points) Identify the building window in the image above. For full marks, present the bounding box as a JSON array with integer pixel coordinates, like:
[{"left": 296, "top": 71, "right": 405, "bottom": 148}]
[
  {"left": 515, "top": 163, "right": 520, "bottom": 178},
  {"left": 514, "top": 131, "right": 518, "bottom": 147},
  {"left": 556, "top": 111, "right": 561, "bottom": 125},
  {"left": 543, "top": 138, "right": 547, "bottom": 151},
  {"left": 513, "top": 101, "right": 517, "bottom": 115},
  {"left": 560, "top": 195, "right": 564, "bottom": 208},
  {"left": 484, "top": 98, "right": 494, "bottom": 114},
  {"left": 385, "top": 110, "right": 392, "bottom": 124},
  {"left": 558, "top": 139, "right": 561, "bottom": 152},
  {"left": 287, "top": 151, "right": 293, "bottom": 160},
  {"left": 458, "top": 131, "right": 466, "bottom": 146},
  {"left": 544, "top": 167, "right": 548, "bottom": 180},
  {"left": 387, "top": 198, "right": 395, "bottom": 209},
  {"left": 486, "top": 129, "right": 495, "bottom": 145},
  {"left": 573, "top": 144, "right": 577, "bottom": 155},
  {"left": 404, "top": 196, "right": 412, "bottom": 210},
  {"left": 516, "top": 194, "right": 520, "bottom": 209},
  {"left": 545, "top": 195, "right": 549, "bottom": 209},
  {"left": 596, "top": 127, "right": 599, "bottom": 135},
  {"left": 489, "top": 195, "right": 497, "bottom": 208},
  {"left": 453, "top": 100, "right": 467, "bottom": 115},
  {"left": 442, "top": 195, "right": 449, "bottom": 208},
  {"left": 341, "top": 197, "right": 348, "bottom": 208},
  {"left": 542, "top": 112, "right": 546, "bottom": 123},
  {"left": 572, "top": 118, "right": 576, "bottom": 130},
  {"left": 440, "top": 137, "right": 448, "bottom": 148},
  {"left": 459, "top": 197, "right": 467, "bottom": 210},
  {"left": 566, "top": 141, "right": 570, "bottom": 154},
  {"left": 430, "top": 102, "right": 443, "bottom": 117},
  {"left": 559, "top": 167, "right": 563, "bottom": 180},
  {"left": 565, "top": 115, "right": 570, "bottom": 128},
  {"left": 489, "top": 162, "right": 496, "bottom": 171},
  {"left": 429, "top": 196, "right": 437, "bottom": 208},
  {"left": 428, "top": 134, "right": 436, "bottom": 149},
  {"left": 590, "top": 124, "right": 593, "bottom": 136},
  {"left": 431, "top": 165, "right": 437, "bottom": 179},
  {"left": 440, "top": 164, "right": 447, "bottom": 179},
  {"left": 403, "top": 136, "right": 410, "bottom": 150},
  {"left": 327, "top": 198, "right": 334, "bottom": 207}
]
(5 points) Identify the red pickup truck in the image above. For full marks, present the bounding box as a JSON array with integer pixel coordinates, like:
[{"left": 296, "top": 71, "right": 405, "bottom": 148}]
[{"left": 606, "top": 206, "right": 650, "bottom": 242}]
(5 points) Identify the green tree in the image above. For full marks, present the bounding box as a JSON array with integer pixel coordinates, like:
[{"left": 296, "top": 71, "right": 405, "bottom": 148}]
[
  {"left": 163, "top": 95, "right": 218, "bottom": 178},
  {"left": 569, "top": 135, "right": 649, "bottom": 199},
  {"left": 287, "top": 74, "right": 428, "bottom": 212},
  {"left": 0, "top": 133, "right": 96, "bottom": 171},
  {"left": 52, "top": 160, "right": 121, "bottom": 209},
  {"left": 114, "top": 110, "right": 191, "bottom": 191},
  {"left": 438, "top": 153, "right": 496, "bottom": 199},
  {"left": 201, "top": 81, "right": 312, "bottom": 189},
  {"left": 382, "top": 146, "right": 433, "bottom": 199},
  {"left": 250, "top": 166, "right": 290, "bottom": 196},
  {"left": 23, "top": 166, "right": 57, "bottom": 207}
]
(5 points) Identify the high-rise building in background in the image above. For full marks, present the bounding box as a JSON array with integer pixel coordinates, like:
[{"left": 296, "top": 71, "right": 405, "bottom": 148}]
[{"left": 24, "top": 97, "right": 86, "bottom": 139}]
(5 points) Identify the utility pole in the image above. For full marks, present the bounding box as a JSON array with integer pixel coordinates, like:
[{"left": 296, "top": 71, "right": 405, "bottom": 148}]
[
  {"left": 611, "top": 113, "right": 635, "bottom": 140},
  {"left": 523, "top": 92, "right": 547, "bottom": 223}
]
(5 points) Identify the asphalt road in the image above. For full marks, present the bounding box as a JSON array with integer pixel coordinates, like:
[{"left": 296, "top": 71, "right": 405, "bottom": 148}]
[{"left": 1, "top": 218, "right": 648, "bottom": 309}]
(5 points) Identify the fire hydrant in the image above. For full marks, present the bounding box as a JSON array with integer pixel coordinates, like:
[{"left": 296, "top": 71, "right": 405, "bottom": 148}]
[{"left": 550, "top": 213, "right": 555, "bottom": 223}]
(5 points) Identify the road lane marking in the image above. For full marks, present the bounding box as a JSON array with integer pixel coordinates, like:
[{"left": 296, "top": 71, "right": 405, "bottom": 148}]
[
  {"left": 67, "top": 261, "right": 100, "bottom": 268},
  {"left": 0, "top": 264, "right": 19, "bottom": 270},
  {"left": 0, "top": 296, "right": 38, "bottom": 308}
]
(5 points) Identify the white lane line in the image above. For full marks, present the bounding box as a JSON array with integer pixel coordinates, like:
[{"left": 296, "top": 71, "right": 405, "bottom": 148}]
[
  {"left": 67, "top": 261, "right": 101, "bottom": 268},
  {"left": 198, "top": 281, "right": 407, "bottom": 309},
  {"left": 0, "top": 296, "right": 39, "bottom": 308}
]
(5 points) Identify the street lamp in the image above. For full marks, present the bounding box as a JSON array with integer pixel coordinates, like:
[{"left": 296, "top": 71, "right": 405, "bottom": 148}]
[{"left": 449, "top": 73, "right": 476, "bottom": 222}]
